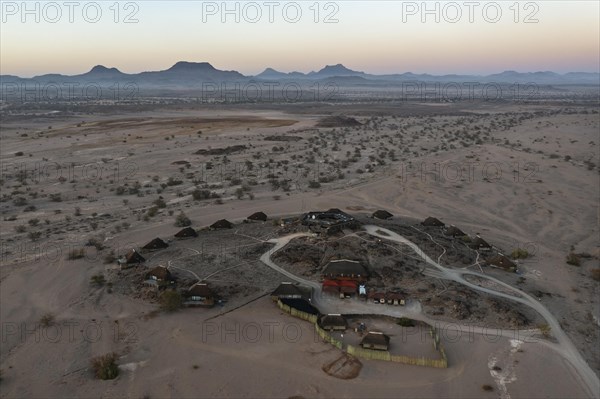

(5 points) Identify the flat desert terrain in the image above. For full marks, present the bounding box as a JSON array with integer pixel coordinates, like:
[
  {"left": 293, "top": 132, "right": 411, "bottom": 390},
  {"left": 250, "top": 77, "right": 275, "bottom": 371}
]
[{"left": 1, "top": 100, "right": 599, "bottom": 398}]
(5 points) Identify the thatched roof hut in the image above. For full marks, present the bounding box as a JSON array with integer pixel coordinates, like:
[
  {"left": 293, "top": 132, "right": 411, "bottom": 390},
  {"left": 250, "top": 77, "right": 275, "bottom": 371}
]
[
  {"left": 444, "top": 225, "right": 467, "bottom": 237},
  {"left": 146, "top": 266, "right": 174, "bottom": 282},
  {"left": 271, "top": 282, "right": 303, "bottom": 299},
  {"left": 372, "top": 210, "right": 393, "bottom": 220},
  {"left": 247, "top": 211, "right": 268, "bottom": 222},
  {"left": 319, "top": 314, "right": 347, "bottom": 331},
  {"left": 143, "top": 237, "right": 169, "bottom": 250},
  {"left": 322, "top": 259, "right": 369, "bottom": 280},
  {"left": 122, "top": 249, "right": 145, "bottom": 265},
  {"left": 210, "top": 219, "right": 234, "bottom": 229},
  {"left": 174, "top": 227, "right": 198, "bottom": 238},
  {"left": 361, "top": 332, "right": 390, "bottom": 351},
  {"left": 471, "top": 235, "right": 492, "bottom": 250},
  {"left": 184, "top": 282, "right": 215, "bottom": 307},
  {"left": 422, "top": 217, "right": 445, "bottom": 227},
  {"left": 487, "top": 254, "right": 517, "bottom": 272}
]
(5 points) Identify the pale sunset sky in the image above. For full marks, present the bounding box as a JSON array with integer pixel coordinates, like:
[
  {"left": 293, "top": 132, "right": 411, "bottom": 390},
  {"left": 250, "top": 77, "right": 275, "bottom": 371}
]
[{"left": 1, "top": 0, "right": 598, "bottom": 77}]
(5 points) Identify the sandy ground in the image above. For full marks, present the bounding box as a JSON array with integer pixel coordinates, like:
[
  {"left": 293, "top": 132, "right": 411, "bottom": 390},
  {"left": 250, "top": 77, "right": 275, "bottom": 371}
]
[{"left": 1, "top": 101, "right": 599, "bottom": 398}]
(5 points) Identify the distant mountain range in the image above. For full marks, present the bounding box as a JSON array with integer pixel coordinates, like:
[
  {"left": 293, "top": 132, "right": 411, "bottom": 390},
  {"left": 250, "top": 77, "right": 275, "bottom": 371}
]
[{"left": 1, "top": 61, "right": 598, "bottom": 87}]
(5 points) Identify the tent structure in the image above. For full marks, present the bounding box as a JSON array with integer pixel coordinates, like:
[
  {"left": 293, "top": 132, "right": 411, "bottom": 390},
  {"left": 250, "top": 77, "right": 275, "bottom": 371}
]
[
  {"left": 143, "top": 237, "right": 169, "bottom": 250},
  {"left": 210, "top": 219, "right": 234, "bottom": 230},
  {"left": 247, "top": 212, "right": 268, "bottom": 222},
  {"left": 174, "top": 227, "right": 198, "bottom": 238}
]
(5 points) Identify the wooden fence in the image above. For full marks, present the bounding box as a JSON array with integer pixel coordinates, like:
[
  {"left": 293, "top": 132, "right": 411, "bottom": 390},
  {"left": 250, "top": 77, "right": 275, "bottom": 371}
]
[
  {"left": 276, "top": 299, "right": 318, "bottom": 324},
  {"left": 275, "top": 300, "right": 447, "bottom": 368},
  {"left": 314, "top": 324, "right": 343, "bottom": 349}
]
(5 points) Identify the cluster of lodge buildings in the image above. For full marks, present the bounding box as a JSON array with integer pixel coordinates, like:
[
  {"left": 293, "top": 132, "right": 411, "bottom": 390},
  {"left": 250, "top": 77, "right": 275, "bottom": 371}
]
[
  {"left": 271, "top": 283, "right": 391, "bottom": 351},
  {"left": 420, "top": 216, "right": 517, "bottom": 272}
]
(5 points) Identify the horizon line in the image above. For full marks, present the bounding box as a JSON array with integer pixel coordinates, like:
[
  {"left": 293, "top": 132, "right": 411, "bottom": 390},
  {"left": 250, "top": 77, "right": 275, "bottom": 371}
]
[{"left": 3, "top": 61, "right": 599, "bottom": 79}]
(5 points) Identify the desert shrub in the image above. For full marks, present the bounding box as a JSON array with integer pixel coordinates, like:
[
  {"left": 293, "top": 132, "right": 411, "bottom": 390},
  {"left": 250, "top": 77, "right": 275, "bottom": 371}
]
[
  {"left": 147, "top": 206, "right": 159, "bottom": 217},
  {"left": 153, "top": 197, "right": 166, "bottom": 208},
  {"left": 397, "top": 317, "right": 415, "bottom": 327},
  {"left": 511, "top": 248, "right": 529, "bottom": 259},
  {"left": 566, "top": 252, "right": 581, "bottom": 266},
  {"left": 86, "top": 236, "right": 105, "bottom": 250},
  {"left": 174, "top": 212, "right": 191, "bottom": 227},
  {"left": 40, "top": 313, "right": 55, "bottom": 327},
  {"left": 481, "top": 384, "right": 494, "bottom": 392},
  {"left": 67, "top": 248, "right": 85, "bottom": 260},
  {"left": 591, "top": 269, "right": 600, "bottom": 282},
  {"left": 159, "top": 290, "right": 182, "bottom": 312},
  {"left": 166, "top": 177, "right": 182, "bottom": 186},
  {"left": 14, "top": 225, "right": 26, "bottom": 233},
  {"left": 90, "top": 274, "right": 106, "bottom": 287},
  {"left": 90, "top": 353, "right": 119, "bottom": 380},
  {"left": 13, "top": 197, "right": 27, "bottom": 206},
  {"left": 28, "top": 231, "right": 42, "bottom": 241},
  {"left": 103, "top": 251, "right": 116, "bottom": 264},
  {"left": 308, "top": 181, "right": 321, "bottom": 189},
  {"left": 538, "top": 323, "right": 551, "bottom": 338}
]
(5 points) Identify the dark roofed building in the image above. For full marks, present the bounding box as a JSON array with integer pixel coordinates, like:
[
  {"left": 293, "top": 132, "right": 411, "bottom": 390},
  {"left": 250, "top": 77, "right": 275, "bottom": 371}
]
[
  {"left": 175, "top": 227, "right": 198, "bottom": 239},
  {"left": 118, "top": 249, "right": 145, "bottom": 268},
  {"left": 471, "top": 235, "right": 492, "bottom": 251},
  {"left": 361, "top": 331, "right": 390, "bottom": 351},
  {"left": 143, "top": 237, "right": 169, "bottom": 250},
  {"left": 372, "top": 210, "right": 393, "bottom": 220},
  {"left": 302, "top": 209, "right": 355, "bottom": 227},
  {"left": 487, "top": 254, "right": 517, "bottom": 272},
  {"left": 322, "top": 259, "right": 369, "bottom": 281},
  {"left": 271, "top": 282, "right": 303, "bottom": 300},
  {"left": 184, "top": 282, "right": 214, "bottom": 307},
  {"left": 445, "top": 225, "right": 467, "bottom": 237},
  {"left": 422, "top": 217, "right": 445, "bottom": 227},
  {"left": 247, "top": 211, "right": 268, "bottom": 222},
  {"left": 319, "top": 314, "right": 347, "bottom": 331},
  {"left": 210, "top": 219, "right": 233, "bottom": 230},
  {"left": 145, "top": 266, "right": 175, "bottom": 289}
]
